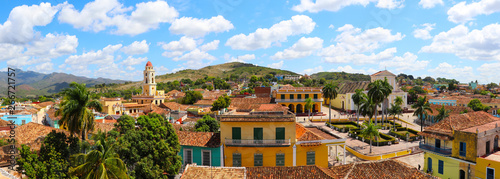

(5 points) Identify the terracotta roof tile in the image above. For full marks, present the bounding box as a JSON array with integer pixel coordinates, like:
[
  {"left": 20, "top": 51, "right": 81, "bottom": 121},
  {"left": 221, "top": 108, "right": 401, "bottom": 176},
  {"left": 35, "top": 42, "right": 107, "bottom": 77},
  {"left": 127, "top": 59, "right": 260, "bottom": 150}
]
[
  {"left": 329, "top": 159, "right": 437, "bottom": 179},
  {"left": 194, "top": 99, "right": 215, "bottom": 106},
  {"left": 427, "top": 104, "right": 471, "bottom": 116},
  {"left": 370, "top": 70, "right": 396, "bottom": 77},
  {"left": 419, "top": 111, "right": 500, "bottom": 139},
  {"left": 295, "top": 123, "right": 324, "bottom": 146},
  {"left": 177, "top": 131, "right": 220, "bottom": 148},
  {"left": 337, "top": 81, "right": 370, "bottom": 94},
  {"left": 160, "top": 102, "right": 192, "bottom": 111},
  {"left": 246, "top": 165, "right": 336, "bottom": 179},
  {"left": 37, "top": 101, "right": 54, "bottom": 108},
  {"left": 92, "top": 122, "right": 115, "bottom": 134},
  {"left": 14, "top": 122, "right": 70, "bottom": 150},
  {"left": 181, "top": 164, "right": 246, "bottom": 179},
  {"left": 219, "top": 115, "right": 295, "bottom": 122}
]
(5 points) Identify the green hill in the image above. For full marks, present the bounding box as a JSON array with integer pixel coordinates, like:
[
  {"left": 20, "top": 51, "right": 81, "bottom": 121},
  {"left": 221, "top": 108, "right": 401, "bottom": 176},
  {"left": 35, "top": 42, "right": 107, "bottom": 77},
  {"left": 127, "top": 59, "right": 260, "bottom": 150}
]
[
  {"left": 113, "top": 62, "right": 299, "bottom": 89},
  {"left": 311, "top": 72, "right": 370, "bottom": 82}
]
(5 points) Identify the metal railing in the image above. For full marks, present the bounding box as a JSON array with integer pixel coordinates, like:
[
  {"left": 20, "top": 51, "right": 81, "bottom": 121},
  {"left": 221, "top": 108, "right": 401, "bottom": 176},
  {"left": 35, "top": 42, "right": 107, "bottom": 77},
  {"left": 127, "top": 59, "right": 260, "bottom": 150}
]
[
  {"left": 225, "top": 139, "right": 291, "bottom": 146},
  {"left": 419, "top": 142, "right": 452, "bottom": 156}
]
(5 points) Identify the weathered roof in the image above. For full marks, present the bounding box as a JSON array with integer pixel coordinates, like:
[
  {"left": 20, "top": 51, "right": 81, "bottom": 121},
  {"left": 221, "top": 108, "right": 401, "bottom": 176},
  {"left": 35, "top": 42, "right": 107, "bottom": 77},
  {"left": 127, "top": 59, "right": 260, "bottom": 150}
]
[
  {"left": 92, "top": 122, "right": 115, "bottom": 134},
  {"left": 337, "top": 81, "right": 370, "bottom": 94},
  {"left": 160, "top": 102, "right": 192, "bottom": 111},
  {"left": 181, "top": 165, "right": 246, "bottom": 179},
  {"left": 329, "top": 159, "right": 437, "bottom": 179},
  {"left": 194, "top": 99, "right": 214, "bottom": 106},
  {"left": 246, "top": 165, "right": 337, "bottom": 179},
  {"left": 370, "top": 70, "right": 396, "bottom": 77},
  {"left": 15, "top": 122, "right": 70, "bottom": 150},
  {"left": 146, "top": 61, "right": 153, "bottom": 66},
  {"left": 295, "top": 123, "right": 323, "bottom": 146},
  {"left": 419, "top": 111, "right": 500, "bottom": 140},
  {"left": 37, "top": 101, "right": 54, "bottom": 108},
  {"left": 122, "top": 103, "right": 149, "bottom": 108},
  {"left": 177, "top": 131, "right": 220, "bottom": 148},
  {"left": 427, "top": 104, "right": 472, "bottom": 116}
]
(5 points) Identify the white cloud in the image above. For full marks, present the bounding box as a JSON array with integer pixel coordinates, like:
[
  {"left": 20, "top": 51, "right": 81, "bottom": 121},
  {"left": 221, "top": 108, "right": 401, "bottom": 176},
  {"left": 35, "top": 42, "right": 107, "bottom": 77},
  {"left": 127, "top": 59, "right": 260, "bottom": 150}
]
[
  {"left": 0, "top": 2, "right": 62, "bottom": 44},
  {"left": 121, "top": 40, "right": 149, "bottom": 55},
  {"left": 155, "top": 65, "right": 169, "bottom": 75},
  {"left": 199, "top": 40, "right": 219, "bottom": 51},
  {"left": 0, "top": 43, "right": 24, "bottom": 61},
  {"left": 268, "top": 61, "right": 284, "bottom": 69},
  {"left": 447, "top": 0, "right": 500, "bottom": 23},
  {"left": 27, "top": 62, "right": 53, "bottom": 73},
  {"left": 478, "top": 62, "right": 500, "bottom": 83},
  {"left": 329, "top": 24, "right": 335, "bottom": 29},
  {"left": 428, "top": 62, "right": 476, "bottom": 82},
  {"left": 302, "top": 66, "right": 323, "bottom": 75},
  {"left": 420, "top": 24, "right": 500, "bottom": 61},
  {"left": 319, "top": 24, "right": 403, "bottom": 64},
  {"left": 379, "top": 52, "right": 429, "bottom": 72},
  {"left": 225, "top": 15, "right": 316, "bottom": 50},
  {"left": 169, "top": 15, "right": 234, "bottom": 38},
  {"left": 65, "top": 44, "right": 122, "bottom": 66},
  {"left": 292, "top": 0, "right": 404, "bottom": 13},
  {"left": 122, "top": 56, "right": 148, "bottom": 66},
  {"left": 419, "top": 0, "right": 443, "bottom": 9},
  {"left": 172, "top": 49, "right": 216, "bottom": 68},
  {"left": 58, "top": 0, "right": 178, "bottom": 35},
  {"left": 272, "top": 37, "right": 323, "bottom": 60},
  {"left": 226, "top": 54, "right": 256, "bottom": 62},
  {"left": 329, "top": 65, "right": 372, "bottom": 74},
  {"left": 413, "top": 23, "right": 435, "bottom": 40},
  {"left": 160, "top": 36, "right": 197, "bottom": 57}
]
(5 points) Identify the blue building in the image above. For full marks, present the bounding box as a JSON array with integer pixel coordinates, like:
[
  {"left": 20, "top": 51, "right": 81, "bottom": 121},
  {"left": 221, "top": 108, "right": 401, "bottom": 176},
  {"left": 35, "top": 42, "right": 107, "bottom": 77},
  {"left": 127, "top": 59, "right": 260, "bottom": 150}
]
[
  {"left": 1, "top": 114, "right": 33, "bottom": 125},
  {"left": 428, "top": 99, "right": 457, "bottom": 106},
  {"left": 469, "top": 82, "right": 478, "bottom": 89},
  {"left": 177, "top": 131, "right": 222, "bottom": 167}
]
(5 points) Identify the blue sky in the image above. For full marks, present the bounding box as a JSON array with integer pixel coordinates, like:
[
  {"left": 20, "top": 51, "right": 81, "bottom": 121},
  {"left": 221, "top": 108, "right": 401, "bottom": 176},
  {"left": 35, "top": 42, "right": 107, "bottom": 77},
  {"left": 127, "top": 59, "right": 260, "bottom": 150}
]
[{"left": 1, "top": 0, "right": 500, "bottom": 84}]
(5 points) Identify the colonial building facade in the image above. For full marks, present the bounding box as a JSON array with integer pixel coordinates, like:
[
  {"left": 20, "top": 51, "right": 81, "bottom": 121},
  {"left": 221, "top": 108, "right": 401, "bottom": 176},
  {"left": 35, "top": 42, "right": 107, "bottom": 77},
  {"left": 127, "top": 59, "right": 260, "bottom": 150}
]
[{"left": 132, "top": 61, "right": 166, "bottom": 105}]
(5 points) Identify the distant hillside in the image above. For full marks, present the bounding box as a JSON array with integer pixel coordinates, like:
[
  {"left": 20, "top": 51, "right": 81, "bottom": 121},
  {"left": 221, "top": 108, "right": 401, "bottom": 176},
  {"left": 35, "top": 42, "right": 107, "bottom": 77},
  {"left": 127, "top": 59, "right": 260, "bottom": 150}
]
[
  {"left": 114, "top": 62, "right": 299, "bottom": 89},
  {"left": 0, "top": 69, "right": 125, "bottom": 97},
  {"left": 311, "top": 72, "right": 370, "bottom": 82}
]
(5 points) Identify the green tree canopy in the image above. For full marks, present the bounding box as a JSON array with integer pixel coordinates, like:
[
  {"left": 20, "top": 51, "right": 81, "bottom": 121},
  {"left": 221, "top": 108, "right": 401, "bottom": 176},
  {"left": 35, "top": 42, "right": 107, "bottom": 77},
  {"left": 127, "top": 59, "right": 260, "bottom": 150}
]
[
  {"left": 211, "top": 95, "right": 231, "bottom": 111},
  {"left": 115, "top": 115, "right": 135, "bottom": 134},
  {"left": 468, "top": 99, "right": 491, "bottom": 112},
  {"left": 181, "top": 90, "right": 203, "bottom": 104},
  {"left": 195, "top": 115, "right": 219, "bottom": 132}
]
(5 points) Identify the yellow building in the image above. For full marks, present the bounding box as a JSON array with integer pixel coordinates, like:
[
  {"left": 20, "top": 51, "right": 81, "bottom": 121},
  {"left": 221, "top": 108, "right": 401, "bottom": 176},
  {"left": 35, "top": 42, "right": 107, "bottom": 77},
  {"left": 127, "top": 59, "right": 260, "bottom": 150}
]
[
  {"left": 100, "top": 97, "right": 123, "bottom": 115},
  {"left": 419, "top": 111, "right": 500, "bottom": 179},
  {"left": 219, "top": 104, "right": 345, "bottom": 167},
  {"left": 273, "top": 87, "right": 323, "bottom": 114},
  {"left": 132, "top": 61, "right": 166, "bottom": 105},
  {"left": 327, "top": 70, "right": 407, "bottom": 112},
  {"left": 476, "top": 151, "right": 500, "bottom": 179}
]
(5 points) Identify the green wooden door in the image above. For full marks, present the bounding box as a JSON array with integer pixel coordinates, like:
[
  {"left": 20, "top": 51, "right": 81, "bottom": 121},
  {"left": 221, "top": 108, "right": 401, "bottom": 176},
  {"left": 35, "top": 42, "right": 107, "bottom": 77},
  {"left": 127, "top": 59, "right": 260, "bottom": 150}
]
[
  {"left": 276, "top": 127, "right": 285, "bottom": 144},
  {"left": 254, "top": 128, "right": 263, "bottom": 144}
]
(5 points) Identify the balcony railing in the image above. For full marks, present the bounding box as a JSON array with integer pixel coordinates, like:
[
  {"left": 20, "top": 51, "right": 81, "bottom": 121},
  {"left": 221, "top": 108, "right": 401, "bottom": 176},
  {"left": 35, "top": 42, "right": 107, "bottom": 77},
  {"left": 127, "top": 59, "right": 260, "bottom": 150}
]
[
  {"left": 419, "top": 142, "right": 452, "bottom": 156},
  {"left": 275, "top": 99, "right": 324, "bottom": 102},
  {"left": 225, "top": 139, "right": 291, "bottom": 147}
]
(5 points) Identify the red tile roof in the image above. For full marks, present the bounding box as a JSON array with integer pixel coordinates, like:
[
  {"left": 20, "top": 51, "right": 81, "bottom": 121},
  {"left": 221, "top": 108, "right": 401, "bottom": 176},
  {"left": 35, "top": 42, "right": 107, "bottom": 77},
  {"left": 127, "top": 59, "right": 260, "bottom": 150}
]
[
  {"left": 177, "top": 131, "right": 220, "bottom": 148},
  {"left": 370, "top": 70, "right": 396, "bottom": 77},
  {"left": 329, "top": 159, "right": 437, "bottom": 179},
  {"left": 15, "top": 122, "right": 70, "bottom": 150},
  {"left": 92, "top": 122, "right": 115, "bottom": 134},
  {"left": 146, "top": 61, "right": 153, "bottom": 66},
  {"left": 419, "top": 111, "right": 500, "bottom": 140},
  {"left": 219, "top": 115, "right": 295, "bottom": 122},
  {"left": 160, "top": 102, "right": 192, "bottom": 111},
  {"left": 194, "top": 99, "right": 214, "bottom": 106},
  {"left": 246, "top": 165, "right": 337, "bottom": 179},
  {"left": 181, "top": 164, "right": 246, "bottom": 179},
  {"left": 295, "top": 123, "right": 323, "bottom": 146}
]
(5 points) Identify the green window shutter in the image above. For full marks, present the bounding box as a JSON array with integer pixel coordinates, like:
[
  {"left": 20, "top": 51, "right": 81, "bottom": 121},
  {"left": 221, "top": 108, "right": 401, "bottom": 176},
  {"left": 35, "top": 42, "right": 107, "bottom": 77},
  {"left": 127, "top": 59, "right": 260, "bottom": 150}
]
[
  {"left": 306, "top": 151, "right": 315, "bottom": 165},
  {"left": 276, "top": 153, "right": 285, "bottom": 166},
  {"left": 290, "top": 94, "right": 294, "bottom": 99},
  {"left": 254, "top": 153, "right": 263, "bottom": 166},
  {"left": 281, "top": 94, "right": 285, "bottom": 99},
  {"left": 276, "top": 127, "right": 285, "bottom": 140},
  {"left": 297, "top": 94, "right": 302, "bottom": 99},
  {"left": 232, "top": 127, "right": 241, "bottom": 140},
  {"left": 305, "top": 94, "right": 309, "bottom": 99},
  {"left": 254, "top": 128, "right": 263, "bottom": 140},
  {"left": 233, "top": 153, "right": 241, "bottom": 167},
  {"left": 313, "top": 94, "right": 318, "bottom": 99},
  {"left": 202, "top": 151, "right": 211, "bottom": 166}
]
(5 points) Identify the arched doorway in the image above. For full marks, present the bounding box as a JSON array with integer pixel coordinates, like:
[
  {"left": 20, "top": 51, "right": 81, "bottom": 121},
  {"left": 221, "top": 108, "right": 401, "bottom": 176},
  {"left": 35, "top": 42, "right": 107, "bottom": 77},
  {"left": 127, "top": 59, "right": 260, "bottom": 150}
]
[
  {"left": 296, "top": 104, "right": 303, "bottom": 113},
  {"left": 288, "top": 104, "right": 295, "bottom": 113},
  {"left": 459, "top": 169, "right": 465, "bottom": 179}
]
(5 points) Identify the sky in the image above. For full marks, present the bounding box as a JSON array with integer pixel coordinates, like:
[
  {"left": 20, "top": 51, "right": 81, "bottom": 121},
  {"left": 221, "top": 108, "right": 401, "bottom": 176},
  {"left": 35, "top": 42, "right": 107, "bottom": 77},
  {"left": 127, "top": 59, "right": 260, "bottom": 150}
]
[{"left": 0, "top": 0, "right": 500, "bottom": 84}]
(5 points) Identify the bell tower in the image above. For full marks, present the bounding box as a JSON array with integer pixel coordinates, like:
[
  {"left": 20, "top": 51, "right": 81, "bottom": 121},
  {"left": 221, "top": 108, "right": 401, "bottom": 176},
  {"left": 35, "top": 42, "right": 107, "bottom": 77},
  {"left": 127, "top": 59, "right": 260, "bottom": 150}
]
[{"left": 143, "top": 61, "right": 156, "bottom": 96}]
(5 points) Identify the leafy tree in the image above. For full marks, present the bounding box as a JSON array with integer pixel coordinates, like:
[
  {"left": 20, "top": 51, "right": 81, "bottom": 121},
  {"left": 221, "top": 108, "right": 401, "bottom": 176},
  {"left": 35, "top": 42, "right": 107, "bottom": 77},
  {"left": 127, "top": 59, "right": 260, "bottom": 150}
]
[
  {"left": 319, "top": 78, "right": 326, "bottom": 85},
  {"left": 360, "top": 98, "right": 376, "bottom": 121},
  {"left": 468, "top": 99, "right": 491, "bottom": 112},
  {"left": 360, "top": 121, "right": 380, "bottom": 153},
  {"left": 56, "top": 82, "right": 103, "bottom": 141},
  {"left": 448, "top": 83, "right": 457, "bottom": 91},
  {"left": 69, "top": 138, "right": 128, "bottom": 179},
  {"left": 381, "top": 78, "right": 393, "bottom": 124},
  {"left": 115, "top": 115, "right": 136, "bottom": 134},
  {"left": 211, "top": 95, "right": 231, "bottom": 111},
  {"left": 435, "top": 104, "right": 451, "bottom": 122},
  {"left": 250, "top": 75, "right": 258, "bottom": 83},
  {"left": 411, "top": 86, "right": 426, "bottom": 94},
  {"left": 305, "top": 97, "right": 314, "bottom": 119},
  {"left": 352, "top": 89, "right": 367, "bottom": 125},
  {"left": 116, "top": 113, "right": 181, "bottom": 178},
  {"left": 368, "top": 80, "right": 391, "bottom": 125},
  {"left": 181, "top": 90, "right": 203, "bottom": 104},
  {"left": 394, "top": 96, "right": 403, "bottom": 106},
  {"left": 487, "top": 82, "right": 499, "bottom": 89},
  {"left": 388, "top": 103, "right": 402, "bottom": 129},
  {"left": 322, "top": 82, "right": 338, "bottom": 123},
  {"left": 195, "top": 115, "right": 219, "bottom": 132},
  {"left": 412, "top": 96, "right": 433, "bottom": 132},
  {"left": 1, "top": 98, "right": 13, "bottom": 105}
]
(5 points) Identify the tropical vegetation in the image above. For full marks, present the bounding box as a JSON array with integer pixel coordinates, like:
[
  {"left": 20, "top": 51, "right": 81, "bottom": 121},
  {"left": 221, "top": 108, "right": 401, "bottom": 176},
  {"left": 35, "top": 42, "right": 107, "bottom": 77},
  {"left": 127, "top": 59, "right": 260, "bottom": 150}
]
[
  {"left": 322, "top": 82, "right": 338, "bottom": 123},
  {"left": 412, "top": 96, "right": 433, "bottom": 132}
]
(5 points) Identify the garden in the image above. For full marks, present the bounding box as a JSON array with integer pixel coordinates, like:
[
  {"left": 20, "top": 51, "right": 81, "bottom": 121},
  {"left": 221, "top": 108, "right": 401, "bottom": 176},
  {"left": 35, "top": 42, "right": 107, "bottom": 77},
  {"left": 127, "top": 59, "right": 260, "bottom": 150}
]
[
  {"left": 389, "top": 127, "right": 421, "bottom": 142},
  {"left": 326, "top": 121, "right": 361, "bottom": 133},
  {"left": 348, "top": 129, "right": 398, "bottom": 146}
]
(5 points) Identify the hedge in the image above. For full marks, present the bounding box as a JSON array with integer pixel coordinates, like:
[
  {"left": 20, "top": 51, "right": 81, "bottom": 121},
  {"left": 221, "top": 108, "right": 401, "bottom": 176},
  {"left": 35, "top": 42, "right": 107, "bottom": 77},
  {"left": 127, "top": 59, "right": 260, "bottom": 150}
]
[
  {"left": 326, "top": 121, "right": 361, "bottom": 133},
  {"left": 348, "top": 130, "right": 398, "bottom": 146},
  {"left": 389, "top": 127, "right": 421, "bottom": 141}
]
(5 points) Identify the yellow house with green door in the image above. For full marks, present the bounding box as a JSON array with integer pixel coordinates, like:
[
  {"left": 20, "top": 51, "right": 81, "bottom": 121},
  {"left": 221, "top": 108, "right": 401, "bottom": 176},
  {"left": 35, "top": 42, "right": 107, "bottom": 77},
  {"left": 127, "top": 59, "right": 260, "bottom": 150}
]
[
  {"left": 419, "top": 111, "right": 500, "bottom": 179},
  {"left": 219, "top": 105, "right": 345, "bottom": 168}
]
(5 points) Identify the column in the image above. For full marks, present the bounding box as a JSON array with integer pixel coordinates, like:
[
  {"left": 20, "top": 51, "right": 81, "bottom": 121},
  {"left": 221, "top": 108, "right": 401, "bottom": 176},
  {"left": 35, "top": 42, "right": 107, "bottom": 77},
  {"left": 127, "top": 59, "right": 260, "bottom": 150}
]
[
  {"left": 343, "top": 144, "right": 346, "bottom": 165},
  {"left": 220, "top": 145, "right": 224, "bottom": 166},
  {"left": 293, "top": 144, "right": 296, "bottom": 166}
]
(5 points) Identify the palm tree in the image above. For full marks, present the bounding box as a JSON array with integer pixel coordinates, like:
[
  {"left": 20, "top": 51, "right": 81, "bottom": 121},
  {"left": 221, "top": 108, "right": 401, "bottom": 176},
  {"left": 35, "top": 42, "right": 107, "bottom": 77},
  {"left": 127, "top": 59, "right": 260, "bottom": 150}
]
[
  {"left": 388, "top": 103, "right": 402, "bottom": 130},
  {"left": 360, "top": 98, "right": 376, "bottom": 121},
  {"left": 367, "top": 80, "right": 389, "bottom": 125},
  {"left": 381, "top": 78, "right": 393, "bottom": 125},
  {"left": 322, "top": 82, "right": 338, "bottom": 124},
  {"left": 360, "top": 121, "right": 380, "bottom": 153},
  {"left": 412, "top": 96, "right": 433, "bottom": 132},
  {"left": 305, "top": 97, "right": 314, "bottom": 120},
  {"left": 56, "top": 82, "right": 103, "bottom": 141},
  {"left": 352, "top": 89, "right": 367, "bottom": 125},
  {"left": 394, "top": 96, "right": 403, "bottom": 106},
  {"left": 435, "top": 104, "right": 451, "bottom": 123},
  {"left": 69, "top": 139, "right": 129, "bottom": 179}
]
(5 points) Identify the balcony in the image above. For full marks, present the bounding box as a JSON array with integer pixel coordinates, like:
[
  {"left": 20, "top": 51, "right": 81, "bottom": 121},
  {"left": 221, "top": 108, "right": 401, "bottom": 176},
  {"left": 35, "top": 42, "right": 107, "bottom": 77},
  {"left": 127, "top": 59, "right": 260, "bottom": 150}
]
[
  {"left": 225, "top": 139, "right": 291, "bottom": 147},
  {"left": 419, "top": 142, "right": 452, "bottom": 156},
  {"left": 275, "top": 98, "right": 324, "bottom": 103}
]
